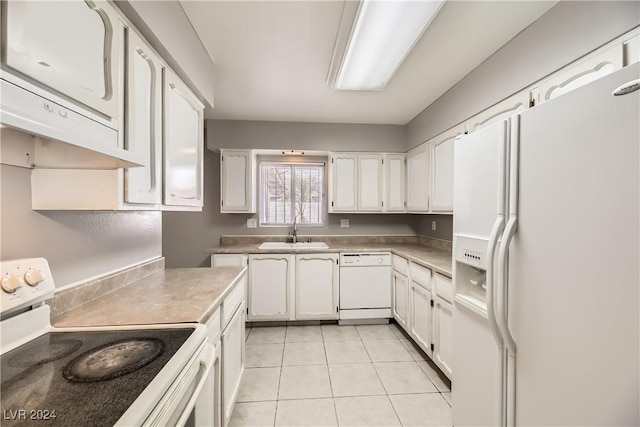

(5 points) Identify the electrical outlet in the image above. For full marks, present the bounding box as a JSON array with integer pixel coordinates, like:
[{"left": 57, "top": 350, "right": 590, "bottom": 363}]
[
  {"left": 247, "top": 218, "right": 257, "bottom": 228},
  {"left": 431, "top": 220, "right": 437, "bottom": 231},
  {"left": 341, "top": 219, "right": 350, "bottom": 228}
]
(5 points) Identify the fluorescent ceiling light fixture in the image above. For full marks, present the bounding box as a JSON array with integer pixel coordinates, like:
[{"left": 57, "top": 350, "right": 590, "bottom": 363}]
[{"left": 331, "top": 0, "right": 444, "bottom": 91}]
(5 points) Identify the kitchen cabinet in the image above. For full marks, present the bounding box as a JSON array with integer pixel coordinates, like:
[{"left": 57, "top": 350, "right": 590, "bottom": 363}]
[
  {"left": 392, "top": 270, "right": 410, "bottom": 330},
  {"left": 163, "top": 67, "right": 204, "bottom": 209},
  {"left": 124, "top": 28, "right": 163, "bottom": 206},
  {"left": 433, "top": 295, "right": 453, "bottom": 379},
  {"left": 358, "top": 154, "right": 383, "bottom": 212},
  {"left": 220, "top": 150, "right": 257, "bottom": 213},
  {"left": 384, "top": 154, "right": 406, "bottom": 212},
  {"left": 221, "top": 301, "right": 245, "bottom": 427},
  {"left": 409, "top": 281, "right": 433, "bottom": 357},
  {"left": 211, "top": 254, "right": 248, "bottom": 268},
  {"left": 295, "top": 253, "right": 339, "bottom": 320},
  {"left": 330, "top": 153, "right": 359, "bottom": 212},
  {"left": 429, "top": 126, "right": 463, "bottom": 213},
  {"left": 531, "top": 46, "right": 623, "bottom": 106},
  {"left": 406, "top": 143, "right": 430, "bottom": 212},
  {"left": 465, "top": 93, "right": 530, "bottom": 134},
  {"left": 3, "top": 0, "right": 123, "bottom": 127},
  {"left": 248, "top": 254, "right": 292, "bottom": 320}
]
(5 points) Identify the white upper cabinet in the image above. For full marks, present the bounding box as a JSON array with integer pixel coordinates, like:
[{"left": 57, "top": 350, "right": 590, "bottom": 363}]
[
  {"left": 330, "top": 153, "right": 358, "bottom": 212},
  {"left": 465, "top": 93, "right": 530, "bottom": 134},
  {"left": 220, "top": 150, "right": 256, "bottom": 213},
  {"left": 3, "top": 0, "right": 123, "bottom": 125},
  {"left": 430, "top": 126, "right": 463, "bottom": 213},
  {"left": 295, "top": 254, "right": 339, "bottom": 320},
  {"left": 163, "top": 67, "right": 204, "bottom": 208},
  {"left": 406, "top": 143, "right": 430, "bottom": 212},
  {"left": 384, "top": 154, "right": 406, "bottom": 212},
  {"left": 124, "top": 29, "right": 163, "bottom": 206},
  {"left": 358, "top": 154, "right": 383, "bottom": 212},
  {"left": 531, "top": 46, "right": 623, "bottom": 106}
]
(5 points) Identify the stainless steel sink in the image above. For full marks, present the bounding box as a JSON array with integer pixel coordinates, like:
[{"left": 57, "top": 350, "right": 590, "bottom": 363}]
[{"left": 258, "top": 241, "right": 329, "bottom": 250}]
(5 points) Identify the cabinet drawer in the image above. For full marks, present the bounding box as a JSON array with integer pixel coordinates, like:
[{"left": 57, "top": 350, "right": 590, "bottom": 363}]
[
  {"left": 434, "top": 273, "right": 453, "bottom": 303},
  {"left": 409, "top": 262, "right": 431, "bottom": 288},
  {"left": 212, "top": 254, "right": 248, "bottom": 268},
  {"left": 206, "top": 307, "right": 221, "bottom": 343},
  {"left": 392, "top": 255, "right": 409, "bottom": 276},
  {"left": 222, "top": 274, "right": 247, "bottom": 329}
]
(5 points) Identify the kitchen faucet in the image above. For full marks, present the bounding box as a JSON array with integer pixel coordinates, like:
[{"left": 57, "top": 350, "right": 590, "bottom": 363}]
[{"left": 290, "top": 216, "right": 298, "bottom": 243}]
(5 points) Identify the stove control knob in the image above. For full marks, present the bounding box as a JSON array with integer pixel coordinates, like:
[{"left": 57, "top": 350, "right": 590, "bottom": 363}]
[
  {"left": 24, "top": 269, "right": 46, "bottom": 286},
  {"left": 2, "top": 274, "right": 23, "bottom": 293}
]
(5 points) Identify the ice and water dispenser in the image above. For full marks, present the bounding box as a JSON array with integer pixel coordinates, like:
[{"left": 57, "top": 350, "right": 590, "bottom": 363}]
[{"left": 454, "top": 235, "right": 490, "bottom": 315}]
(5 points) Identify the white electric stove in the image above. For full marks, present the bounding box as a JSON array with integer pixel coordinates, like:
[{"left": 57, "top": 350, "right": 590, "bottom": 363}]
[{"left": 0, "top": 258, "right": 214, "bottom": 427}]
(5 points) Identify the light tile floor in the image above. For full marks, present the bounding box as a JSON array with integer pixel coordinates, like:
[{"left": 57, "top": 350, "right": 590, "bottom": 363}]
[{"left": 231, "top": 323, "right": 452, "bottom": 427}]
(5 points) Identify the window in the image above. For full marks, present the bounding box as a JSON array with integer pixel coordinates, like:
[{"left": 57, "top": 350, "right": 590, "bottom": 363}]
[{"left": 259, "top": 162, "right": 325, "bottom": 226}]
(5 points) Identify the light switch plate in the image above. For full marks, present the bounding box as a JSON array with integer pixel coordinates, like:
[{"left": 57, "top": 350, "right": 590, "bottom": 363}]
[
  {"left": 431, "top": 220, "right": 437, "bottom": 231},
  {"left": 247, "top": 218, "right": 257, "bottom": 228},
  {"left": 341, "top": 219, "right": 349, "bottom": 228}
]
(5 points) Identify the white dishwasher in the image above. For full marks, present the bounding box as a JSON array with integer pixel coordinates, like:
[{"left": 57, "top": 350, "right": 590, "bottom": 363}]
[{"left": 339, "top": 253, "right": 392, "bottom": 321}]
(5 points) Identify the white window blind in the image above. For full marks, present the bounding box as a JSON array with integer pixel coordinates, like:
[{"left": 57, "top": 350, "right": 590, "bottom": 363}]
[{"left": 259, "top": 162, "right": 324, "bottom": 226}]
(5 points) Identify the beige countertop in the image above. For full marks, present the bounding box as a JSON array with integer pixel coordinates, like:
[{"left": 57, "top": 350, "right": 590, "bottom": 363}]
[
  {"left": 206, "top": 243, "right": 452, "bottom": 277},
  {"left": 52, "top": 267, "right": 246, "bottom": 328}
]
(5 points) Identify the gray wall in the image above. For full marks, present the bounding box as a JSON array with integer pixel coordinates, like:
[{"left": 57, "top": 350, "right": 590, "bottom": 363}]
[
  {"left": 163, "top": 122, "right": 418, "bottom": 268},
  {"left": 208, "top": 120, "right": 406, "bottom": 152},
  {"left": 407, "top": 1, "right": 640, "bottom": 149},
  {"left": 1, "top": 163, "right": 162, "bottom": 288},
  {"left": 115, "top": 0, "right": 216, "bottom": 110}
]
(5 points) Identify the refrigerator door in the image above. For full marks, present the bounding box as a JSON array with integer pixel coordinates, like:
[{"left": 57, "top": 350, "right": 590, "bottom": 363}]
[
  {"left": 453, "top": 119, "right": 511, "bottom": 426},
  {"left": 511, "top": 63, "right": 639, "bottom": 426}
]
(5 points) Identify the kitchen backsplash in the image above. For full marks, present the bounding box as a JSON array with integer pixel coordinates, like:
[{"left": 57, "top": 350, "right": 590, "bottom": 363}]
[{"left": 49, "top": 257, "right": 164, "bottom": 319}]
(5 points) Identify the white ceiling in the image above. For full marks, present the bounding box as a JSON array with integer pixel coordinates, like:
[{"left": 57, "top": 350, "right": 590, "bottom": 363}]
[{"left": 180, "top": 1, "right": 556, "bottom": 125}]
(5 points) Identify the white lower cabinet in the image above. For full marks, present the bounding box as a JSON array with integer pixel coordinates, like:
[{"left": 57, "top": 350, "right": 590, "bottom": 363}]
[
  {"left": 295, "top": 254, "right": 339, "bottom": 320},
  {"left": 392, "top": 270, "right": 410, "bottom": 329},
  {"left": 433, "top": 295, "right": 453, "bottom": 379},
  {"left": 221, "top": 303, "right": 245, "bottom": 426},
  {"left": 409, "top": 281, "right": 433, "bottom": 357},
  {"left": 248, "top": 254, "right": 292, "bottom": 321}
]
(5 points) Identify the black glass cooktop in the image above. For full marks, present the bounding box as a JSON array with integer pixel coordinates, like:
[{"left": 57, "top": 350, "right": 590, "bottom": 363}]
[{"left": 1, "top": 328, "right": 193, "bottom": 427}]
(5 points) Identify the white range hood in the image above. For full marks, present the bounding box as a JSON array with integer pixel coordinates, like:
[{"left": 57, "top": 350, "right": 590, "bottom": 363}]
[{"left": 0, "top": 74, "right": 143, "bottom": 169}]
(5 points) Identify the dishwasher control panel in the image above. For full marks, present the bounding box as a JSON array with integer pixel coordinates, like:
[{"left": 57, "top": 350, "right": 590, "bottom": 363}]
[{"left": 339, "top": 253, "right": 392, "bottom": 266}]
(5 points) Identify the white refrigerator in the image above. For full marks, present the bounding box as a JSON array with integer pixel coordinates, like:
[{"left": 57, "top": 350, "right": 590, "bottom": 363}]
[{"left": 452, "top": 62, "right": 639, "bottom": 426}]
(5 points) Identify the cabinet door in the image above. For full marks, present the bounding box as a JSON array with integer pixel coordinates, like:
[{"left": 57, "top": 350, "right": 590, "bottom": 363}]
[
  {"left": 248, "top": 255, "right": 291, "bottom": 320},
  {"left": 405, "top": 144, "right": 429, "bottom": 212},
  {"left": 124, "top": 29, "right": 162, "bottom": 205},
  {"left": 295, "top": 253, "right": 338, "bottom": 320},
  {"left": 392, "top": 271, "right": 409, "bottom": 331},
  {"left": 465, "top": 93, "right": 529, "bottom": 134},
  {"left": 430, "top": 127, "right": 462, "bottom": 213},
  {"left": 531, "top": 46, "right": 623, "bottom": 106},
  {"left": 3, "top": 0, "right": 122, "bottom": 123},
  {"left": 220, "top": 150, "right": 255, "bottom": 213},
  {"left": 384, "top": 154, "right": 406, "bottom": 212},
  {"left": 163, "top": 68, "right": 204, "bottom": 208},
  {"left": 222, "top": 304, "right": 245, "bottom": 427},
  {"left": 331, "top": 153, "right": 358, "bottom": 212},
  {"left": 358, "top": 154, "right": 383, "bottom": 211},
  {"left": 433, "top": 296, "right": 453, "bottom": 379},
  {"left": 409, "top": 282, "right": 433, "bottom": 356}
]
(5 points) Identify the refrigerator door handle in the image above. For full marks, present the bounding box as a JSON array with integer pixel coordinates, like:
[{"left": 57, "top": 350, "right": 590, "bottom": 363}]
[
  {"left": 497, "top": 215, "right": 518, "bottom": 357},
  {"left": 486, "top": 215, "right": 505, "bottom": 349}
]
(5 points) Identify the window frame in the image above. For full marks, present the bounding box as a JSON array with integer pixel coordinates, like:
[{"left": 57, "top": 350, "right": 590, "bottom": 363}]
[{"left": 258, "top": 157, "right": 327, "bottom": 228}]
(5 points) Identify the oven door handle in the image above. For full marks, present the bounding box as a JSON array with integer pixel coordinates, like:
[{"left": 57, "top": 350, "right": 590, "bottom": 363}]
[{"left": 175, "top": 342, "right": 216, "bottom": 427}]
